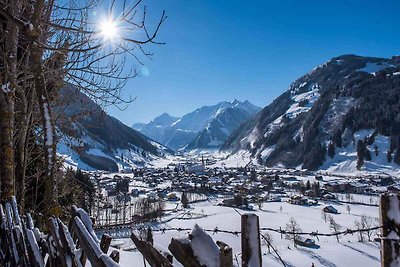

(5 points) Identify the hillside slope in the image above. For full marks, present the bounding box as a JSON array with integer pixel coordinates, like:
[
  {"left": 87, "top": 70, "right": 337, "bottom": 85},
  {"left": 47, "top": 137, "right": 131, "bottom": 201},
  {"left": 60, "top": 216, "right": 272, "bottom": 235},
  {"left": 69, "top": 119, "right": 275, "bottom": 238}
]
[
  {"left": 55, "top": 85, "right": 170, "bottom": 171},
  {"left": 222, "top": 55, "right": 400, "bottom": 173}
]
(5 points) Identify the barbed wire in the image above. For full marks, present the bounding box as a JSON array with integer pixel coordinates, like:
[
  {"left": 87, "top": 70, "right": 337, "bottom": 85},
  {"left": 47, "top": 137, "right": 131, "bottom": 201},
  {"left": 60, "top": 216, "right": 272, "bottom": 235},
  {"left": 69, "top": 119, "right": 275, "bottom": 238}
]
[
  {"left": 259, "top": 225, "right": 384, "bottom": 237},
  {"left": 136, "top": 224, "right": 386, "bottom": 239},
  {"left": 150, "top": 227, "right": 241, "bottom": 236}
]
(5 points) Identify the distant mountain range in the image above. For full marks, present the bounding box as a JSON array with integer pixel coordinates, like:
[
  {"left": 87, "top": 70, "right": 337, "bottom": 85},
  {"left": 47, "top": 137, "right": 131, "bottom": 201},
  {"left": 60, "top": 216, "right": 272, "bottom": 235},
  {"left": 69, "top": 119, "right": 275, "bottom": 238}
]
[
  {"left": 133, "top": 100, "right": 261, "bottom": 150},
  {"left": 221, "top": 54, "right": 400, "bottom": 173},
  {"left": 55, "top": 85, "right": 170, "bottom": 171},
  {"left": 56, "top": 54, "right": 400, "bottom": 174}
]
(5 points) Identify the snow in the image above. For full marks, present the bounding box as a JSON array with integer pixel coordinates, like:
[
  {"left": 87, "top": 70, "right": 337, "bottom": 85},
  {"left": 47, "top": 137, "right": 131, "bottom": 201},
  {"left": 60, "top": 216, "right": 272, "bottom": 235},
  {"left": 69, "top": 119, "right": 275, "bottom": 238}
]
[
  {"left": 62, "top": 222, "right": 84, "bottom": 267},
  {"left": 74, "top": 217, "right": 101, "bottom": 256},
  {"left": 26, "top": 229, "right": 45, "bottom": 267},
  {"left": 356, "top": 61, "right": 393, "bottom": 75},
  {"left": 260, "top": 145, "right": 276, "bottom": 160},
  {"left": 387, "top": 194, "right": 400, "bottom": 225},
  {"left": 188, "top": 224, "right": 220, "bottom": 267},
  {"left": 5, "top": 203, "right": 19, "bottom": 263},
  {"left": 246, "top": 214, "right": 261, "bottom": 267},
  {"left": 320, "top": 130, "right": 400, "bottom": 177},
  {"left": 215, "top": 150, "right": 254, "bottom": 168},
  {"left": 1, "top": 82, "right": 12, "bottom": 93},
  {"left": 286, "top": 84, "right": 321, "bottom": 119},
  {"left": 11, "top": 196, "right": 21, "bottom": 225},
  {"left": 43, "top": 101, "right": 54, "bottom": 172},
  {"left": 75, "top": 217, "right": 119, "bottom": 266},
  {"left": 106, "top": 197, "right": 381, "bottom": 267},
  {"left": 43, "top": 102, "right": 53, "bottom": 147},
  {"left": 86, "top": 149, "right": 115, "bottom": 160},
  {"left": 75, "top": 207, "right": 100, "bottom": 243}
]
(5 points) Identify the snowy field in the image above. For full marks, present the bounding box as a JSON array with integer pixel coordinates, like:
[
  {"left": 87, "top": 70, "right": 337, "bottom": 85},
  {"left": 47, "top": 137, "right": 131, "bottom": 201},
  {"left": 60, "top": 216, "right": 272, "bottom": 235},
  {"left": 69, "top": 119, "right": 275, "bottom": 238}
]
[{"left": 100, "top": 198, "right": 381, "bottom": 267}]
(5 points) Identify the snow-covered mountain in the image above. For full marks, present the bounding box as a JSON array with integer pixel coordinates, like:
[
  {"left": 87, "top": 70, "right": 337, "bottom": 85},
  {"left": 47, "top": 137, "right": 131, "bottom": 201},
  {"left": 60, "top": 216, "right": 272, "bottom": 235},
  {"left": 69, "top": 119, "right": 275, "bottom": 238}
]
[
  {"left": 221, "top": 54, "right": 400, "bottom": 173},
  {"left": 55, "top": 85, "right": 171, "bottom": 171},
  {"left": 133, "top": 100, "right": 261, "bottom": 150}
]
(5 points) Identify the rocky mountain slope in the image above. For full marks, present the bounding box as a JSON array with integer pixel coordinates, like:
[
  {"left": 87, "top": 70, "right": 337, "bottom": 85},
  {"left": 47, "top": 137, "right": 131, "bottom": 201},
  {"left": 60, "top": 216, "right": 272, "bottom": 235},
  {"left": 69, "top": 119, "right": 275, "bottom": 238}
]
[
  {"left": 55, "top": 85, "right": 170, "bottom": 171},
  {"left": 221, "top": 54, "right": 400, "bottom": 172},
  {"left": 133, "top": 100, "right": 261, "bottom": 150}
]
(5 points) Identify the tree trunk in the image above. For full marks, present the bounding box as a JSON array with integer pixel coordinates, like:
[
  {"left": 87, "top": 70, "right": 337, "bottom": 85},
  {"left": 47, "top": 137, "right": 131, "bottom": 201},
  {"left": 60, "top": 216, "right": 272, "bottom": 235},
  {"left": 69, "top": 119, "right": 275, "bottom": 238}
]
[
  {"left": 0, "top": 93, "right": 15, "bottom": 201},
  {"left": 0, "top": 1, "right": 20, "bottom": 201},
  {"left": 31, "top": 43, "right": 59, "bottom": 216},
  {"left": 29, "top": 0, "right": 59, "bottom": 216}
]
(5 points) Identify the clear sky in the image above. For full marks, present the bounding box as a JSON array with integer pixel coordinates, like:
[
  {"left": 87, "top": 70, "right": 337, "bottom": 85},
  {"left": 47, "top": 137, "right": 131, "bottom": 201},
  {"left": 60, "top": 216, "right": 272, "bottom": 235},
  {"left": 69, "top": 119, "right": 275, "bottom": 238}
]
[{"left": 106, "top": 0, "right": 400, "bottom": 125}]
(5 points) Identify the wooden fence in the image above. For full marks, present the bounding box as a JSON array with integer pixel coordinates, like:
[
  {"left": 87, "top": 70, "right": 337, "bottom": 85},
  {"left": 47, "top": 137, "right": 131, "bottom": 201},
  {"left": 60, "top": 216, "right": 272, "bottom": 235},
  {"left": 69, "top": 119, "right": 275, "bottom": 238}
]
[{"left": 0, "top": 196, "right": 119, "bottom": 267}]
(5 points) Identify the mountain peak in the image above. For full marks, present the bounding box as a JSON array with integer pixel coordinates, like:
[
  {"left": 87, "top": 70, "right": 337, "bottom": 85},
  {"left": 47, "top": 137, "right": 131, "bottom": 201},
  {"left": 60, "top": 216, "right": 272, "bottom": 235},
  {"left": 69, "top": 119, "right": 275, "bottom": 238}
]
[{"left": 151, "top": 112, "right": 179, "bottom": 126}]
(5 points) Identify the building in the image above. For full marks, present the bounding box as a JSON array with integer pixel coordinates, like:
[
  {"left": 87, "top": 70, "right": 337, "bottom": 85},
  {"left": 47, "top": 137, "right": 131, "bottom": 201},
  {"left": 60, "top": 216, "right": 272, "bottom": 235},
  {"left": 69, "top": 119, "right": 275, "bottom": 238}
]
[{"left": 187, "top": 155, "right": 206, "bottom": 175}]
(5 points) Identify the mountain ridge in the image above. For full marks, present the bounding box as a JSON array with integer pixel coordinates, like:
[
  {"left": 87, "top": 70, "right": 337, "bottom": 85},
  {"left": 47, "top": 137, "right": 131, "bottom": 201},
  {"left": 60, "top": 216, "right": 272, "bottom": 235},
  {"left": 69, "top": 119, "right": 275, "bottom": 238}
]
[
  {"left": 133, "top": 100, "right": 261, "bottom": 150},
  {"left": 221, "top": 54, "right": 400, "bottom": 173},
  {"left": 55, "top": 85, "right": 171, "bottom": 171}
]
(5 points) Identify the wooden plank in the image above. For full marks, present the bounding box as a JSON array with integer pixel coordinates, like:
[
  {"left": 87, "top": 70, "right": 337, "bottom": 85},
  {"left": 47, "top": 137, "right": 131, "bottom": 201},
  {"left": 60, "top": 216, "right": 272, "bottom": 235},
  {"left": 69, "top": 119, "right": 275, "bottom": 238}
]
[
  {"left": 100, "top": 234, "right": 112, "bottom": 254},
  {"left": 168, "top": 237, "right": 203, "bottom": 267},
  {"left": 0, "top": 203, "right": 15, "bottom": 266},
  {"left": 216, "top": 241, "right": 232, "bottom": 267},
  {"left": 72, "top": 217, "right": 119, "bottom": 267},
  {"left": 241, "top": 214, "right": 262, "bottom": 267},
  {"left": 47, "top": 217, "right": 69, "bottom": 267},
  {"left": 4, "top": 202, "right": 20, "bottom": 265},
  {"left": 57, "top": 219, "right": 80, "bottom": 267},
  {"left": 110, "top": 250, "right": 120, "bottom": 263},
  {"left": 131, "top": 232, "right": 173, "bottom": 267},
  {"left": 380, "top": 193, "right": 400, "bottom": 267}
]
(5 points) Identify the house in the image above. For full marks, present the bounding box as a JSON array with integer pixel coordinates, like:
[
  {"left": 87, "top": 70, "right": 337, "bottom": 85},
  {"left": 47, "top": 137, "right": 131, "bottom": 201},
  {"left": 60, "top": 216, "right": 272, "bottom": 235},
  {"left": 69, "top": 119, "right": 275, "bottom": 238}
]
[
  {"left": 288, "top": 195, "right": 308, "bottom": 205},
  {"left": 323, "top": 193, "right": 336, "bottom": 200},
  {"left": 323, "top": 205, "right": 338, "bottom": 214},
  {"left": 324, "top": 182, "right": 340, "bottom": 192},
  {"left": 295, "top": 237, "right": 318, "bottom": 248},
  {"left": 167, "top": 192, "right": 179, "bottom": 201}
]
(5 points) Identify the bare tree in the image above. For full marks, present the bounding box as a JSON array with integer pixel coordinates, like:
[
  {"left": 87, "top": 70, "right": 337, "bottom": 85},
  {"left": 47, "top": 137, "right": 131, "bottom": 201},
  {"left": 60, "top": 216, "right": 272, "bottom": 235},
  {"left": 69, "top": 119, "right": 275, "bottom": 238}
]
[
  {"left": 346, "top": 205, "right": 351, "bottom": 214},
  {"left": 355, "top": 219, "right": 364, "bottom": 242},
  {"left": 321, "top": 209, "right": 327, "bottom": 223},
  {"left": 0, "top": 0, "right": 165, "bottom": 215},
  {"left": 261, "top": 232, "right": 273, "bottom": 253},
  {"left": 285, "top": 217, "right": 302, "bottom": 246},
  {"left": 358, "top": 215, "right": 377, "bottom": 242},
  {"left": 328, "top": 215, "right": 341, "bottom": 242}
]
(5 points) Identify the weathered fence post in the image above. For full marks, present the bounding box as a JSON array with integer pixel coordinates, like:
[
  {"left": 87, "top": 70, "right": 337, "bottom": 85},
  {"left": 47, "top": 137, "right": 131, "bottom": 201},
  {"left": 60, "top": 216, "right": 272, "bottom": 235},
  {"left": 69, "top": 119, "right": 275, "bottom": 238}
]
[
  {"left": 217, "top": 241, "right": 233, "bottom": 267},
  {"left": 380, "top": 193, "right": 400, "bottom": 267},
  {"left": 131, "top": 232, "right": 173, "bottom": 267},
  {"left": 100, "top": 234, "right": 112, "bottom": 253},
  {"left": 241, "top": 213, "right": 262, "bottom": 267}
]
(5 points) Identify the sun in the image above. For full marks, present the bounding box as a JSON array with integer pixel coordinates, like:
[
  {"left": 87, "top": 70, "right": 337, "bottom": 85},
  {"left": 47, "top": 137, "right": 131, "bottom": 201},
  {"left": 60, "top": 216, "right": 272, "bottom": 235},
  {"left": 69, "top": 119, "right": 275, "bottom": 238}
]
[{"left": 100, "top": 18, "right": 118, "bottom": 40}]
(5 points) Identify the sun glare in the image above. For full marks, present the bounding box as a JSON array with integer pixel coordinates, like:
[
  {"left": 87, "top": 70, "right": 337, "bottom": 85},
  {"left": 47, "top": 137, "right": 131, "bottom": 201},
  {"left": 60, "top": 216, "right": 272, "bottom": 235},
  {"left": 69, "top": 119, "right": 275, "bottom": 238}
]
[{"left": 100, "top": 18, "right": 118, "bottom": 40}]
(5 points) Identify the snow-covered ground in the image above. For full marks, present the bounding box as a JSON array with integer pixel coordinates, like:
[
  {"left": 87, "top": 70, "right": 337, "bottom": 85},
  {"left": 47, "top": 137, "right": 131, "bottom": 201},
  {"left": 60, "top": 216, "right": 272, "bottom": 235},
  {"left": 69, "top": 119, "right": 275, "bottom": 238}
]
[
  {"left": 320, "top": 130, "right": 400, "bottom": 177},
  {"left": 356, "top": 61, "right": 394, "bottom": 75},
  {"left": 103, "top": 198, "right": 381, "bottom": 267}
]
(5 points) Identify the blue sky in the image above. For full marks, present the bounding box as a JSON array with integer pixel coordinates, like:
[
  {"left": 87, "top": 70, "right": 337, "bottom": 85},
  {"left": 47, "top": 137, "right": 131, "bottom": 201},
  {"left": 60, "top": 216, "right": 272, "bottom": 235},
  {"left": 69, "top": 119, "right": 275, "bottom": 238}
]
[{"left": 106, "top": 0, "right": 400, "bottom": 125}]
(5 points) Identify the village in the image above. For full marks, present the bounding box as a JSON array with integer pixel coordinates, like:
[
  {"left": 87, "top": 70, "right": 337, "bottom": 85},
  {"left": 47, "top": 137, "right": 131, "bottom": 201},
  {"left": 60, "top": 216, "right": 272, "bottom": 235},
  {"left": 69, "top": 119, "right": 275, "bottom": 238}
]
[{"left": 62, "top": 154, "right": 392, "bottom": 266}]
